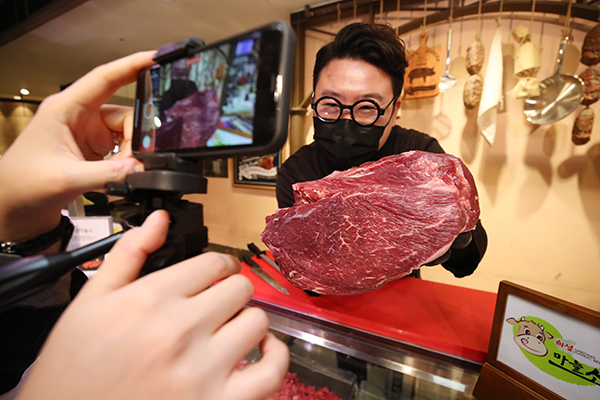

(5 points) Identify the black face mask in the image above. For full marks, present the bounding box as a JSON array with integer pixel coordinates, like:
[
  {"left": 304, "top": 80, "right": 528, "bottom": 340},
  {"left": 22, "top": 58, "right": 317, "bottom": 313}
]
[{"left": 313, "top": 117, "right": 385, "bottom": 170}]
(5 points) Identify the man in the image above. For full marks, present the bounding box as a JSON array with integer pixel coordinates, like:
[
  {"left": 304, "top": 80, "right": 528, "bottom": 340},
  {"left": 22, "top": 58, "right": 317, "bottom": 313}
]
[{"left": 276, "top": 23, "right": 487, "bottom": 278}]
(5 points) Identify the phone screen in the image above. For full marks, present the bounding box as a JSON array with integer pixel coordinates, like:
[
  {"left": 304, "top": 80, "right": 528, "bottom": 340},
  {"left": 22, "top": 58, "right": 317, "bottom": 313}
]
[{"left": 133, "top": 24, "right": 290, "bottom": 157}]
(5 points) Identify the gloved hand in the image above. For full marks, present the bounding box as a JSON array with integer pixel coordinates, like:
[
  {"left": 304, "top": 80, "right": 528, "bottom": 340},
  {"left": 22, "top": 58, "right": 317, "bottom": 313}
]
[{"left": 424, "top": 230, "right": 472, "bottom": 266}]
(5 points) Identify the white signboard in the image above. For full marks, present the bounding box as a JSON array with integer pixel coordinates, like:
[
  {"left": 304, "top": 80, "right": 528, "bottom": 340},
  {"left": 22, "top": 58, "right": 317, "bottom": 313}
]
[
  {"left": 66, "top": 216, "right": 114, "bottom": 251},
  {"left": 497, "top": 294, "right": 600, "bottom": 399},
  {"left": 476, "top": 281, "right": 600, "bottom": 400}
]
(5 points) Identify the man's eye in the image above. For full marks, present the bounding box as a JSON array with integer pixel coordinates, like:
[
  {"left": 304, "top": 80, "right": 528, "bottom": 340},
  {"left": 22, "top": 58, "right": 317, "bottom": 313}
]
[
  {"left": 319, "top": 104, "right": 340, "bottom": 113},
  {"left": 355, "top": 104, "right": 378, "bottom": 114}
]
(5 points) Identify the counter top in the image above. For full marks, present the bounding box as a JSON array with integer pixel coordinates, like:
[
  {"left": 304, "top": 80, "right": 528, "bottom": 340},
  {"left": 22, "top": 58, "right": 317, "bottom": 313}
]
[{"left": 239, "top": 253, "right": 497, "bottom": 364}]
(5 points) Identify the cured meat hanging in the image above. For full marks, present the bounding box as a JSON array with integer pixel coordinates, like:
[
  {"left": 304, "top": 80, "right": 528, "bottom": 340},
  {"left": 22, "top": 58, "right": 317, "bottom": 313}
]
[
  {"left": 573, "top": 107, "right": 594, "bottom": 145},
  {"left": 261, "top": 151, "right": 480, "bottom": 296},
  {"left": 581, "top": 23, "right": 600, "bottom": 66},
  {"left": 571, "top": 2, "right": 595, "bottom": 145},
  {"left": 463, "top": 0, "right": 485, "bottom": 110}
]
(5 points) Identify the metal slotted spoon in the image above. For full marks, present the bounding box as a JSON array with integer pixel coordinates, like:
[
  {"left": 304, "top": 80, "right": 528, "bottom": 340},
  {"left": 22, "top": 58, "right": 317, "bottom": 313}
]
[{"left": 439, "top": 26, "right": 457, "bottom": 92}]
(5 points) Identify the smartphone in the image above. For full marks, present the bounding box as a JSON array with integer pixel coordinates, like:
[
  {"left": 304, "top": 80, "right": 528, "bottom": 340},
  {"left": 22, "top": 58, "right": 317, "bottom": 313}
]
[{"left": 132, "top": 21, "right": 295, "bottom": 160}]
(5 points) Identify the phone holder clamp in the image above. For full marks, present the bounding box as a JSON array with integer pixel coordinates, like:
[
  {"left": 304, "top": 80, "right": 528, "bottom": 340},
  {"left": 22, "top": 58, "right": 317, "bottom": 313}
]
[{"left": 153, "top": 36, "right": 206, "bottom": 65}]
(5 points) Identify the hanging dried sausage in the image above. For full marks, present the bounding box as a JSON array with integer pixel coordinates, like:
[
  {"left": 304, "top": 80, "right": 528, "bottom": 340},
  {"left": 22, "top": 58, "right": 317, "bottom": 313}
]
[
  {"left": 572, "top": 107, "right": 594, "bottom": 145},
  {"left": 581, "top": 23, "right": 600, "bottom": 66},
  {"left": 466, "top": 40, "right": 485, "bottom": 75},
  {"left": 463, "top": 75, "right": 483, "bottom": 109}
]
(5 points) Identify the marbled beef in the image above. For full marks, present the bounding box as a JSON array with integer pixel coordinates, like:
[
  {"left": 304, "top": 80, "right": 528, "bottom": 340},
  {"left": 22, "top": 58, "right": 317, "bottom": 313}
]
[
  {"left": 162, "top": 89, "right": 220, "bottom": 149},
  {"left": 261, "top": 151, "right": 480, "bottom": 295}
]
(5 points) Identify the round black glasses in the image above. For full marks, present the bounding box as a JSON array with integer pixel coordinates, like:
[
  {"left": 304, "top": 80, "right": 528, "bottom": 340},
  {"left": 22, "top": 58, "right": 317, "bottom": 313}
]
[{"left": 311, "top": 96, "right": 397, "bottom": 126}]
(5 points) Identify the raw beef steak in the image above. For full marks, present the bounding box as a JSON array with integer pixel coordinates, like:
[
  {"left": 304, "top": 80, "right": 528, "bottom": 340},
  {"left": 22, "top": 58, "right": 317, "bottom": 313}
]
[
  {"left": 157, "top": 89, "right": 220, "bottom": 149},
  {"left": 261, "top": 151, "right": 480, "bottom": 295}
]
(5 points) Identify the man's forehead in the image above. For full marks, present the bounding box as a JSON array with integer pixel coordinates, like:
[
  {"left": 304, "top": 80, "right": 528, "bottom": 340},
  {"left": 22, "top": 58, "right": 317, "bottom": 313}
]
[{"left": 315, "top": 58, "right": 394, "bottom": 102}]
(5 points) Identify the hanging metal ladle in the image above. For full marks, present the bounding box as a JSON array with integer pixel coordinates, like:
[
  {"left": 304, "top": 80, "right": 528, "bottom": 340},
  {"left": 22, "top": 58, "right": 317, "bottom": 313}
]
[
  {"left": 439, "top": 26, "right": 457, "bottom": 92},
  {"left": 523, "top": 34, "right": 584, "bottom": 124}
]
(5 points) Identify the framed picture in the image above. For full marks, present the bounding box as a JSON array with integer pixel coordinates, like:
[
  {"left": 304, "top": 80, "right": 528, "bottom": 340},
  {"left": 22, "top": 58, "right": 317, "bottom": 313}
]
[
  {"left": 232, "top": 150, "right": 282, "bottom": 190},
  {"left": 473, "top": 281, "right": 600, "bottom": 400}
]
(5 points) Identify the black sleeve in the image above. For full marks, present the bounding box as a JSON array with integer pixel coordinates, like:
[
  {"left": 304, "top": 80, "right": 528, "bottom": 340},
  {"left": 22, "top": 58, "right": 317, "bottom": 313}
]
[
  {"left": 275, "top": 163, "right": 297, "bottom": 209},
  {"left": 423, "top": 138, "right": 445, "bottom": 154},
  {"left": 441, "top": 220, "right": 488, "bottom": 277},
  {"left": 0, "top": 265, "right": 87, "bottom": 394}
]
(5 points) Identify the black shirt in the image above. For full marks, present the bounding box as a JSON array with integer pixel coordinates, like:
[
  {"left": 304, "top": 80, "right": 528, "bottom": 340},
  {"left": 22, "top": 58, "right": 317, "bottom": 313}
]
[
  {"left": 0, "top": 255, "right": 88, "bottom": 394},
  {"left": 275, "top": 125, "right": 487, "bottom": 278}
]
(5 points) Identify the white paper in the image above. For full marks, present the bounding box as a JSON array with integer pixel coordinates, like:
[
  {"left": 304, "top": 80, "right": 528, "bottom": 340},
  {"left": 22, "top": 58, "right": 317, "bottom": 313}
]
[{"left": 66, "top": 216, "right": 113, "bottom": 251}]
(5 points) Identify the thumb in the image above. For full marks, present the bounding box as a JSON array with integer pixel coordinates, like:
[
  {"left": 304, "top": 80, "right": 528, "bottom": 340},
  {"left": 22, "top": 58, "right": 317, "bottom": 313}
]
[{"left": 81, "top": 210, "right": 170, "bottom": 298}]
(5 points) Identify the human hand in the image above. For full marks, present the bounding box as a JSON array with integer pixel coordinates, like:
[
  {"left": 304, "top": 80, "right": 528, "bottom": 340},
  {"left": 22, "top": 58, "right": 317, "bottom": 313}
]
[
  {"left": 0, "top": 52, "right": 155, "bottom": 243},
  {"left": 17, "top": 210, "right": 290, "bottom": 400},
  {"left": 423, "top": 231, "right": 472, "bottom": 266}
]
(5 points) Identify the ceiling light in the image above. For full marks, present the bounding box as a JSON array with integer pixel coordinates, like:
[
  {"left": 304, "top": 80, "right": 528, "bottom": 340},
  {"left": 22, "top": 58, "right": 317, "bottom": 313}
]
[
  {"left": 20, "top": 88, "right": 30, "bottom": 96},
  {"left": 13, "top": 95, "right": 22, "bottom": 100}
]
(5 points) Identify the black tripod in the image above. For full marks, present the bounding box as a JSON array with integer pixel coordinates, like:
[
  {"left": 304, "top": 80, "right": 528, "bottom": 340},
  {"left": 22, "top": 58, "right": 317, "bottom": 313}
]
[{"left": 106, "top": 153, "right": 210, "bottom": 276}]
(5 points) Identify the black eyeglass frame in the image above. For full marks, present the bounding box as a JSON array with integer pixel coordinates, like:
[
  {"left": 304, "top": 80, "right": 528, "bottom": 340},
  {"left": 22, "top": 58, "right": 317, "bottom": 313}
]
[{"left": 311, "top": 95, "right": 398, "bottom": 127}]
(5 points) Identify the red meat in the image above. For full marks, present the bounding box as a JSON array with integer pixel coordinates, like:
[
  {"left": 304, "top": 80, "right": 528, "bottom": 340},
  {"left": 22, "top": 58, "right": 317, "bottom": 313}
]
[
  {"left": 161, "top": 89, "right": 220, "bottom": 149},
  {"left": 261, "top": 151, "right": 480, "bottom": 295},
  {"left": 266, "top": 372, "right": 343, "bottom": 400}
]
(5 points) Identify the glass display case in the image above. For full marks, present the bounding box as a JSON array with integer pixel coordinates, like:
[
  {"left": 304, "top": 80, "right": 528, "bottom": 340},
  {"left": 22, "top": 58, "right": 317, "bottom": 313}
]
[{"left": 255, "top": 300, "right": 482, "bottom": 400}]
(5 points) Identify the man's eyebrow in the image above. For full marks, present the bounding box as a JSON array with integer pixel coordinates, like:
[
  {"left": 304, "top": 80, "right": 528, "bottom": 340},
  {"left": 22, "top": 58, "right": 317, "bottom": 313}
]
[
  {"left": 360, "top": 92, "right": 386, "bottom": 102},
  {"left": 319, "top": 90, "right": 386, "bottom": 103},
  {"left": 320, "top": 89, "right": 342, "bottom": 99}
]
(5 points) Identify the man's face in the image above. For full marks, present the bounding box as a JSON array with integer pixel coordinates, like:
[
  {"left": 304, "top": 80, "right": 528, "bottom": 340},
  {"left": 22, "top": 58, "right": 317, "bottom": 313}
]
[{"left": 314, "top": 58, "right": 401, "bottom": 150}]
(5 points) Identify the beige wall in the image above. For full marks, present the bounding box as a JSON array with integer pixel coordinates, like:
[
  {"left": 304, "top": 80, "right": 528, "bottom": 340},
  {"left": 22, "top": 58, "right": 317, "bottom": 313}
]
[
  {"left": 185, "top": 171, "right": 279, "bottom": 253},
  {"left": 0, "top": 101, "right": 38, "bottom": 154}
]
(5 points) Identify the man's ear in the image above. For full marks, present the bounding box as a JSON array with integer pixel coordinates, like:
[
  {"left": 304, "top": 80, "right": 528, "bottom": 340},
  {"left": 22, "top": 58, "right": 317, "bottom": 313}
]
[{"left": 395, "top": 97, "right": 402, "bottom": 118}]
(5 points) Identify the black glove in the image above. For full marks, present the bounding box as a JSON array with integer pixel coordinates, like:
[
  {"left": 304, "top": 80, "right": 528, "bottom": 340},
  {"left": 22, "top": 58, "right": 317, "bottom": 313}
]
[
  {"left": 424, "top": 231, "right": 472, "bottom": 266},
  {"left": 304, "top": 289, "right": 322, "bottom": 297}
]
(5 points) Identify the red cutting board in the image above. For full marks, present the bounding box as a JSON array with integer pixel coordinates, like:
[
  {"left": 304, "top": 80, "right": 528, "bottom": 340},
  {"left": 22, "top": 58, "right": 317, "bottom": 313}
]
[{"left": 240, "top": 253, "right": 497, "bottom": 364}]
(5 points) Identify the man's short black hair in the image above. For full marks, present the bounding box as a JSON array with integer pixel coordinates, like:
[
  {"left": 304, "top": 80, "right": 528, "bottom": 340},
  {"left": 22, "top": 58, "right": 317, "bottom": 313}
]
[{"left": 313, "top": 23, "right": 408, "bottom": 98}]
